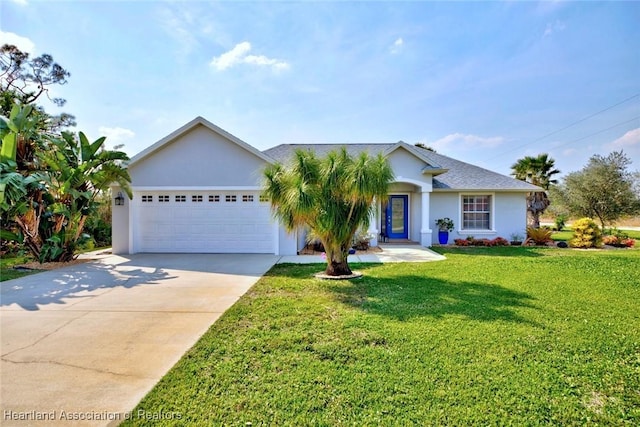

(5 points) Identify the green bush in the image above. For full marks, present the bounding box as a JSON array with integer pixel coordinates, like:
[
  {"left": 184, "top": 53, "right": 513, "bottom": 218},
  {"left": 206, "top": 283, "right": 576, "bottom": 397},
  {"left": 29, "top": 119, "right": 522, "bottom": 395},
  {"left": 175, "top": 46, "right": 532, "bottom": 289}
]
[
  {"left": 554, "top": 214, "right": 567, "bottom": 231},
  {"left": 569, "top": 217, "right": 602, "bottom": 248}
]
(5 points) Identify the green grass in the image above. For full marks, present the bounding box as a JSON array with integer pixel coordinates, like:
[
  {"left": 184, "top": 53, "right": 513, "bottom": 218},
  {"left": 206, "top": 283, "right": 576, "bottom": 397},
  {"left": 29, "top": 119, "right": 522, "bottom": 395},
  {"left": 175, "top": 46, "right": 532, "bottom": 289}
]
[
  {"left": 124, "top": 248, "right": 640, "bottom": 426},
  {"left": 0, "top": 254, "right": 37, "bottom": 281}
]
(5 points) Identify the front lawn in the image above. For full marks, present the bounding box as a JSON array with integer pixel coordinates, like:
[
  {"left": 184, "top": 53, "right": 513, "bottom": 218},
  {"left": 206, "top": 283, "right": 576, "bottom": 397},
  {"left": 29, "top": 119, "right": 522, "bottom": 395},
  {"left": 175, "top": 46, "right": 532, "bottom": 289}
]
[
  {"left": 0, "top": 255, "right": 37, "bottom": 281},
  {"left": 125, "top": 248, "right": 640, "bottom": 425}
]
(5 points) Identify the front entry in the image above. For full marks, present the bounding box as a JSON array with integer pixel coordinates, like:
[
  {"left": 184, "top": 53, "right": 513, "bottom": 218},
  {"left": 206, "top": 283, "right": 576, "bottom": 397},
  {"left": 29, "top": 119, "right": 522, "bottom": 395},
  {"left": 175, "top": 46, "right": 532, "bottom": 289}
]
[{"left": 385, "top": 195, "right": 409, "bottom": 239}]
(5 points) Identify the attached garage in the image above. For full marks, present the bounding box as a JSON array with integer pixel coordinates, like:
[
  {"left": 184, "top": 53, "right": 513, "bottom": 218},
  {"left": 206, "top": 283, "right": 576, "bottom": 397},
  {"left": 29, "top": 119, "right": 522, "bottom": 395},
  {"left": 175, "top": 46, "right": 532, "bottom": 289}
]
[
  {"left": 111, "top": 117, "right": 298, "bottom": 256},
  {"left": 131, "top": 191, "right": 274, "bottom": 253}
]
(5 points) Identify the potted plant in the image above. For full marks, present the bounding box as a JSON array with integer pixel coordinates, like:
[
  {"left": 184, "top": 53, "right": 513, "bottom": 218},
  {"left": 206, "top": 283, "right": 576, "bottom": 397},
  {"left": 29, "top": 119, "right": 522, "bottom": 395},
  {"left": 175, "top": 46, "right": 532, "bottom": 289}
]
[{"left": 435, "top": 218, "right": 454, "bottom": 245}]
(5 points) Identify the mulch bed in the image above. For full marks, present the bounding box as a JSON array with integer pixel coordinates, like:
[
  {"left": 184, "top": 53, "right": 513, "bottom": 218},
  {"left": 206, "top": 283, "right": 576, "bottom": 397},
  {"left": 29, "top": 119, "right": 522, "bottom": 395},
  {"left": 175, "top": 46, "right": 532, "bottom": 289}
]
[
  {"left": 299, "top": 246, "right": 383, "bottom": 255},
  {"left": 14, "top": 259, "right": 89, "bottom": 271}
]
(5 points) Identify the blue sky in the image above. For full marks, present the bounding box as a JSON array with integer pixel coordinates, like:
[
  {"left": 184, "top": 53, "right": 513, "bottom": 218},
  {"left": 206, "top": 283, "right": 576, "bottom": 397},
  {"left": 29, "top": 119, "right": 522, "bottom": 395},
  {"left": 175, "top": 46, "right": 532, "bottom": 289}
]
[{"left": 2, "top": 0, "right": 639, "bottom": 177}]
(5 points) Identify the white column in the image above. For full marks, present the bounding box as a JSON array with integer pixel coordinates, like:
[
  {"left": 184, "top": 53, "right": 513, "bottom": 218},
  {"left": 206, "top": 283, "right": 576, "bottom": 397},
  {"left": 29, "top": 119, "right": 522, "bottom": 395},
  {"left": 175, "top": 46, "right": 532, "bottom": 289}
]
[
  {"left": 368, "top": 198, "right": 379, "bottom": 246},
  {"left": 420, "top": 191, "right": 433, "bottom": 247}
]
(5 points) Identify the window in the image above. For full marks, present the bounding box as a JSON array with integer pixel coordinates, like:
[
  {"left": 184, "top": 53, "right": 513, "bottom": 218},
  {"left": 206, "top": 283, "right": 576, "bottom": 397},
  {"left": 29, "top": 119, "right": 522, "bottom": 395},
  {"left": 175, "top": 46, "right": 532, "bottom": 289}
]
[
  {"left": 141, "top": 195, "right": 153, "bottom": 202},
  {"left": 159, "top": 195, "right": 170, "bottom": 202},
  {"left": 462, "top": 195, "right": 491, "bottom": 230},
  {"left": 259, "top": 195, "right": 270, "bottom": 203},
  {"left": 175, "top": 195, "right": 186, "bottom": 202},
  {"left": 225, "top": 195, "right": 237, "bottom": 203},
  {"left": 209, "top": 195, "right": 220, "bottom": 202},
  {"left": 192, "top": 195, "right": 203, "bottom": 202},
  {"left": 242, "top": 195, "right": 254, "bottom": 202}
]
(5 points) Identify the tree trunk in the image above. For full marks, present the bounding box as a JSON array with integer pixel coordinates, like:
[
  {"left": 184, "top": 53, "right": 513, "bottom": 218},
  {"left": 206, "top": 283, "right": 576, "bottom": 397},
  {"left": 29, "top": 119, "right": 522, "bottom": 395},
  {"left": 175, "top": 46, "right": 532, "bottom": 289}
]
[
  {"left": 527, "top": 192, "right": 550, "bottom": 228},
  {"left": 324, "top": 244, "right": 353, "bottom": 276}
]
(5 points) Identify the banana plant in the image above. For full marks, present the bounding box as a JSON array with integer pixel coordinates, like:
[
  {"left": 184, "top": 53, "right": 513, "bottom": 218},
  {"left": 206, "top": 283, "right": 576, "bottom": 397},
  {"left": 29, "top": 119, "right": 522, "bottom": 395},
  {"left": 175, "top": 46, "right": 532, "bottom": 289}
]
[
  {"left": 34, "top": 131, "right": 131, "bottom": 261},
  {"left": 0, "top": 104, "right": 37, "bottom": 205}
]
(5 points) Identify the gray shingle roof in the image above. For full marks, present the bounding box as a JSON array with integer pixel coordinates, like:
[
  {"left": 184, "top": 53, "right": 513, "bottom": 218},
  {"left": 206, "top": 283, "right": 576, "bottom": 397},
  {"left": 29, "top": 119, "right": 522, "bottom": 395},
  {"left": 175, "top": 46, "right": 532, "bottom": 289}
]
[{"left": 262, "top": 143, "right": 541, "bottom": 192}]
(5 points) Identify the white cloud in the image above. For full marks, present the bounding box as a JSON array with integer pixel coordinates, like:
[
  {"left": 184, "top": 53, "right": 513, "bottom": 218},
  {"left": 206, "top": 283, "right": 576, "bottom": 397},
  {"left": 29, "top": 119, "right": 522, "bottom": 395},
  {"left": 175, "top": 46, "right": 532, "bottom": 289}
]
[
  {"left": 609, "top": 127, "right": 640, "bottom": 148},
  {"left": 99, "top": 126, "right": 135, "bottom": 144},
  {"left": 544, "top": 20, "right": 566, "bottom": 37},
  {"left": 0, "top": 31, "right": 35, "bottom": 53},
  {"left": 390, "top": 37, "right": 403, "bottom": 54},
  {"left": 9, "top": 0, "right": 28, "bottom": 5},
  {"left": 210, "top": 42, "right": 289, "bottom": 72},
  {"left": 210, "top": 42, "right": 251, "bottom": 70},
  {"left": 430, "top": 133, "right": 505, "bottom": 152}
]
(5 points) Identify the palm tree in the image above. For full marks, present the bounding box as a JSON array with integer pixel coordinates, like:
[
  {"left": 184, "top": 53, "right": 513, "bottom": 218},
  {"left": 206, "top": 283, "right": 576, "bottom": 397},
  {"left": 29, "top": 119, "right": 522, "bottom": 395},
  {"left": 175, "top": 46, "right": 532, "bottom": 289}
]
[
  {"left": 511, "top": 153, "right": 560, "bottom": 228},
  {"left": 263, "top": 148, "right": 393, "bottom": 276}
]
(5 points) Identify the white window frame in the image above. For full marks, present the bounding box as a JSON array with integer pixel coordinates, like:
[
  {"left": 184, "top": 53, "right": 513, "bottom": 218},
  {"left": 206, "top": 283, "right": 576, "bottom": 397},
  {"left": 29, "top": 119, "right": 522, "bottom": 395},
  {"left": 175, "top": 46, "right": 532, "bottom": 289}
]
[{"left": 459, "top": 193, "right": 495, "bottom": 233}]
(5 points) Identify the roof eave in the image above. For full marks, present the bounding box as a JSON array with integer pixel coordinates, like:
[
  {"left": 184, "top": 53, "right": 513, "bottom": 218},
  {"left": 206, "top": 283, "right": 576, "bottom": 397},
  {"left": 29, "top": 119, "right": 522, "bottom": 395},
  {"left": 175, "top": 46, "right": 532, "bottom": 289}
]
[{"left": 421, "top": 168, "right": 449, "bottom": 176}]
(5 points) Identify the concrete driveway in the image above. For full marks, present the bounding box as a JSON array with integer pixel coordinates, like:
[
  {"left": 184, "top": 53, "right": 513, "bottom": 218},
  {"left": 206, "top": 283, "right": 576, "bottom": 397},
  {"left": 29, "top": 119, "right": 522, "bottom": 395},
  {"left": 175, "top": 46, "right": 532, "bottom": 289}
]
[{"left": 1, "top": 253, "right": 278, "bottom": 426}]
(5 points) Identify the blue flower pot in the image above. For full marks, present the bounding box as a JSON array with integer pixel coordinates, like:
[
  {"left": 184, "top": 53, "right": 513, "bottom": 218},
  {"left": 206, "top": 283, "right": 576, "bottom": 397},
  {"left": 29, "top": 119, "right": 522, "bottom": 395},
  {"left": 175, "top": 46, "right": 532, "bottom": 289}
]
[{"left": 438, "top": 231, "right": 449, "bottom": 245}]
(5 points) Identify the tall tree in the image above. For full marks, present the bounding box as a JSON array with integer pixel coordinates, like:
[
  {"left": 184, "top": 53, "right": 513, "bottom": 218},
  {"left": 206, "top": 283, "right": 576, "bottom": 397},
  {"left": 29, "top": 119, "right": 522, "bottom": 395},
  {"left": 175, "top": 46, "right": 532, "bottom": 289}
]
[
  {"left": 511, "top": 153, "right": 560, "bottom": 228},
  {"left": 556, "top": 151, "right": 640, "bottom": 228},
  {"left": 1, "top": 46, "right": 131, "bottom": 261},
  {"left": 0, "top": 44, "right": 75, "bottom": 131},
  {"left": 263, "top": 148, "right": 393, "bottom": 276}
]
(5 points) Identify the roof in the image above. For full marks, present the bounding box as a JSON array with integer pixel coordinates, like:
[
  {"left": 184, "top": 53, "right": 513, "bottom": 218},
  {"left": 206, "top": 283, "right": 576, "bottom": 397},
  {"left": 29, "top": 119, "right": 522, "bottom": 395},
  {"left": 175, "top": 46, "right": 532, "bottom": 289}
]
[
  {"left": 263, "top": 142, "right": 541, "bottom": 192},
  {"left": 128, "top": 116, "right": 274, "bottom": 167}
]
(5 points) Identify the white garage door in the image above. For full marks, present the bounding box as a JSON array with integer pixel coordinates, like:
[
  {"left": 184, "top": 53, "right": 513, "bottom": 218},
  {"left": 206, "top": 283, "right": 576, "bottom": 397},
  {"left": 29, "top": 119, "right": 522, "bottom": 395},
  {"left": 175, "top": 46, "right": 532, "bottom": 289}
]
[{"left": 132, "top": 191, "right": 274, "bottom": 253}]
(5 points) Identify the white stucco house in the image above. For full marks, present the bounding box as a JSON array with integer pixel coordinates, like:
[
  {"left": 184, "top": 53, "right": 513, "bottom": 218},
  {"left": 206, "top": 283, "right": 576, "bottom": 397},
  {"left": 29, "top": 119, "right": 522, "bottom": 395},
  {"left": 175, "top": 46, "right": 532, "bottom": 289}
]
[{"left": 111, "top": 116, "right": 539, "bottom": 255}]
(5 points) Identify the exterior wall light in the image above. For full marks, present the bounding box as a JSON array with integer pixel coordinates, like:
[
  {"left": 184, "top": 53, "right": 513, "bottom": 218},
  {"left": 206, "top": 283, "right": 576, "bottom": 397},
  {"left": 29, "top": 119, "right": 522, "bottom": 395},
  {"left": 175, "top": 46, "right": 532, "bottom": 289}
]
[{"left": 114, "top": 191, "right": 125, "bottom": 206}]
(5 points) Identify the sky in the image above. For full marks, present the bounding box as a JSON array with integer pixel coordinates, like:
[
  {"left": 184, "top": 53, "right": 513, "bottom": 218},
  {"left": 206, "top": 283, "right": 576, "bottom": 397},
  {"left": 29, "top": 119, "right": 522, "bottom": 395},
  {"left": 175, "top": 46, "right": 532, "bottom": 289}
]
[{"left": 2, "top": 0, "right": 639, "bottom": 177}]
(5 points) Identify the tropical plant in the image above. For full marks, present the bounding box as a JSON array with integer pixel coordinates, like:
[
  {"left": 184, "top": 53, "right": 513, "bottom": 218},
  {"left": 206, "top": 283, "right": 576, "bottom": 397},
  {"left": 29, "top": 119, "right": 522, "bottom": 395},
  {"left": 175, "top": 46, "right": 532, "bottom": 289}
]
[
  {"left": 1, "top": 122, "right": 132, "bottom": 261},
  {"left": 436, "top": 217, "right": 454, "bottom": 232},
  {"left": 526, "top": 226, "right": 553, "bottom": 245},
  {"left": 511, "top": 153, "right": 560, "bottom": 228},
  {"left": 569, "top": 217, "right": 602, "bottom": 249},
  {"left": 263, "top": 148, "right": 393, "bottom": 276}
]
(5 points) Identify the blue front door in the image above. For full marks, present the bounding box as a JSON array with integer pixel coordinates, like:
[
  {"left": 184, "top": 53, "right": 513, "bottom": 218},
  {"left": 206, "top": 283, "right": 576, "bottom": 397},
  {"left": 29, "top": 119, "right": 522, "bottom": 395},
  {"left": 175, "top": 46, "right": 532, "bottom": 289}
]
[{"left": 386, "top": 195, "right": 408, "bottom": 239}]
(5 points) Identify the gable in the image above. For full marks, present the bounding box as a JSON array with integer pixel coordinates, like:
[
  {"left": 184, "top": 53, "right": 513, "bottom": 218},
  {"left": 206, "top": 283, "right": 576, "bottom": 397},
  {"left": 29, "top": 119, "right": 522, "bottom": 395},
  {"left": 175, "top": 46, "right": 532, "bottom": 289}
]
[
  {"left": 386, "top": 146, "right": 430, "bottom": 182},
  {"left": 129, "top": 124, "right": 268, "bottom": 187}
]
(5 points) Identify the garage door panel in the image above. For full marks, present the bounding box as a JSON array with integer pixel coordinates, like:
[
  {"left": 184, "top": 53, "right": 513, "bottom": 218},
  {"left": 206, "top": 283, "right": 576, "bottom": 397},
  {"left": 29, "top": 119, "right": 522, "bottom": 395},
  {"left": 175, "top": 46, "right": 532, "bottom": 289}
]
[{"left": 134, "top": 191, "right": 274, "bottom": 253}]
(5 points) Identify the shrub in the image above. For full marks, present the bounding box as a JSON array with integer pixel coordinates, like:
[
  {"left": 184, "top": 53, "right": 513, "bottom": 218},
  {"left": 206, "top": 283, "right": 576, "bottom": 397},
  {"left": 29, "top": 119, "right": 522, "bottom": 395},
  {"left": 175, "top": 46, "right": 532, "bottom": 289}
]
[
  {"left": 490, "top": 237, "right": 510, "bottom": 246},
  {"left": 602, "top": 235, "right": 636, "bottom": 248},
  {"left": 526, "top": 227, "right": 553, "bottom": 245},
  {"left": 471, "top": 238, "right": 490, "bottom": 246},
  {"left": 554, "top": 214, "right": 567, "bottom": 231},
  {"left": 569, "top": 218, "right": 602, "bottom": 248},
  {"left": 454, "top": 237, "right": 509, "bottom": 247}
]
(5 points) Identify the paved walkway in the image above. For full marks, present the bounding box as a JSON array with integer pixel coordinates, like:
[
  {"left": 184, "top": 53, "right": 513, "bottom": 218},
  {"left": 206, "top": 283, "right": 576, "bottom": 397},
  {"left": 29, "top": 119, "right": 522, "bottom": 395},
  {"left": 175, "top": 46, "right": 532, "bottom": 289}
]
[{"left": 277, "top": 244, "right": 446, "bottom": 264}]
